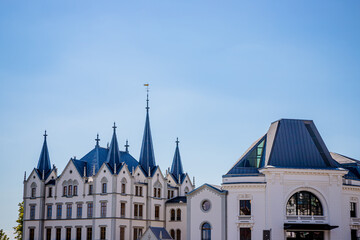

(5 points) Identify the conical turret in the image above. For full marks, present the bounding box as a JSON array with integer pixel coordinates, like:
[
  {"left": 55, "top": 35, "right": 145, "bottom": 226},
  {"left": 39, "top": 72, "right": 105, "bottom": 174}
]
[
  {"left": 170, "top": 138, "right": 184, "bottom": 183},
  {"left": 106, "top": 123, "right": 121, "bottom": 171},
  {"left": 36, "top": 131, "right": 52, "bottom": 180}
]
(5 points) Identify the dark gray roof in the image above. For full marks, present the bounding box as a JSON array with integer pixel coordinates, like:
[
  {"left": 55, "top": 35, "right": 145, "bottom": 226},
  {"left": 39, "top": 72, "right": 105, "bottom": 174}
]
[
  {"left": 166, "top": 196, "right": 187, "bottom": 204},
  {"left": 225, "top": 119, "right": 341, "bottom": 177}
]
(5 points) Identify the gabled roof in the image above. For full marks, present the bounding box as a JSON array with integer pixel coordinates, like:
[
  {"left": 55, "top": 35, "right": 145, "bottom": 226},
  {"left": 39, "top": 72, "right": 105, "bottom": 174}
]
[
  {"left": 224, "top": 119, "right": 341, "bottom": 177},
  {"left": 145, "top": 227, "right": 173, "bottom": 240},
  {"left": 187, "top": 183, "right": 228, "bottom": 196},
  {"left": 139, "top": 100, "right": 156, "bottom": 176},
  {"left": 169, "top": 139, "right": 185, "bottom": 184},
  {"left": 36, "top": 132, "right": 52, "bottom": 180}
]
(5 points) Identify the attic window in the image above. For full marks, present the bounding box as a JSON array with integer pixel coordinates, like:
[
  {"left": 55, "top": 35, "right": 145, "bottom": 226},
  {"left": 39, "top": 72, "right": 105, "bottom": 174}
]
[
  {"left": 137, "top": 173, "right": 140, "bottom": 176},
  {"left": 186, "top": 180, "right": 188, "bottom": 183},
  {"left": 70, "top": 170, "right": 72, "bottom": 174},
  {"left": 123, "top": 171, "right": 125, "bottom": 174},
  {"left": 33, "top": 176, "right": 35, "bottom": 179},
  {"left": 52, "top": 176, "right": 54, "bottom": 179},
  {"left": 157, "top": 173, "right": 159, "bottom": 176},
  {"left": 104, "top": 170, "right": 106, "bottom": 173}
]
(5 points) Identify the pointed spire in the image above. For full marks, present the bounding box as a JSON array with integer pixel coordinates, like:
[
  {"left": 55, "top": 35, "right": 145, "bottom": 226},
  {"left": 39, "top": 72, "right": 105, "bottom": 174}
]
[
  {"left": 106, "top": 122, "right": 121, "bottom": 171},
  {"left": 170, "top": 137, "right": 184, "bottom": 184},
  {"left": 139, "top": 84, "right": 156, "bottom": 175},
  {"left": 125, "top": 139, "right": 129, "bottom": 153},
  {"left": 37, "top": 131, "right": 52, "bottom": 180}
]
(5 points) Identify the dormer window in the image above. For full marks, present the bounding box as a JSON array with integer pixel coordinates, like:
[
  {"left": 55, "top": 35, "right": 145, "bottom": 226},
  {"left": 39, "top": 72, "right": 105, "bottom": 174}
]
[
  {"left": 102, "top": 183, "right": 107, "bottom": 194},
  {"left": 31, "top": 188, "right": 36, "bottom": 198},
  {"left": 63, "top": 186, "right": 67, "bottom": 196},
  {"left": 48, "top": 187, "right": 53, "bottom": 197},
  {"left": 135, "top": 186, "right": 143, "bottom": 196}
]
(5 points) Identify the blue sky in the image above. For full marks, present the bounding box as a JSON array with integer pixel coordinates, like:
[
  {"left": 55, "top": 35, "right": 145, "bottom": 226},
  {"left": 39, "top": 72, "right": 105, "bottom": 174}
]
[{"left": 1, "top": 0, "right": 360, "bottom": 237}]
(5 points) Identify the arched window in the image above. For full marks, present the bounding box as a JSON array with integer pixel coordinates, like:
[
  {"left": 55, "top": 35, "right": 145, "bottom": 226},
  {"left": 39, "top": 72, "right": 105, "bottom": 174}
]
[
  {"left": 201, "top": 222, "right": 211, "bottom": 240},
  {"left": 184, "top": 187, "right": 189, "bottom": 194},
  {"left": 176, "top": 209, "right": 181, "bottom": 221},
  {"left": 121, "top": 178, "right": 127, "bottom": 194},
  {"left": 170, "top": 209, "right": 175, "bottom": 221},
  {"left": 176, "top": 229, "right": 181, "bottom": 240},
  {"left": 30, "top": 182, "right": 37, "bottom": 198},
  {"left": 170, "top": 229, "right": 175, "bottom": 239},
  {"left": 286, "top": 191, "right": 323, "bottom": 216}
]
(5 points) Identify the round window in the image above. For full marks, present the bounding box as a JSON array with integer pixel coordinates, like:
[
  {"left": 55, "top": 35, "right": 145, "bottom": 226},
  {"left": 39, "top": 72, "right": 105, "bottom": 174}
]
[{"left": 201, "top": 200, "right": 211, "bottom": 211}]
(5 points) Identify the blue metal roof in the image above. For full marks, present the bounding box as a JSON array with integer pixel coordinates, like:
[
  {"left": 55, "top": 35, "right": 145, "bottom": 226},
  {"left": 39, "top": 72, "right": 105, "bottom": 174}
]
[
  {"left": 166, "top": 196, "right": 187, "bottom": 204},
  {"left": 36, "top": 132, "right": 52, "bottom": 180},
  {"left": 139, "top": 108, "right": 156, "bottom": 176},
  {"left": 147, "top": 227, "right": 173, "bottom": 240},
  {"left": 170, "top": 139, "right": 185, "bottom": 184},
  {"left": 224, "top": 119, "right": 340, "bottom": 178},
  {"left": 268, "top": 119, "right": 339, "bottom": 168}
]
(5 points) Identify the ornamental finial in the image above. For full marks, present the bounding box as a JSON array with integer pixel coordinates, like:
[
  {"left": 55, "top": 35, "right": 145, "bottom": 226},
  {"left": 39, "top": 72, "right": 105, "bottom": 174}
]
[
  {"left": 144, "top": 83, "right": 149, "bottom": 111},
  {"left": 95, "top": 133, "right": 100, "bottom": 146}
]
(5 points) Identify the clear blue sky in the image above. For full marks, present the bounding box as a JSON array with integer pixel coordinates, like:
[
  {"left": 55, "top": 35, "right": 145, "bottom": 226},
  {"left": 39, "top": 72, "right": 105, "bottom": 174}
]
[{"left": 1, "top": 0, "right": 360, "bottom": 237}]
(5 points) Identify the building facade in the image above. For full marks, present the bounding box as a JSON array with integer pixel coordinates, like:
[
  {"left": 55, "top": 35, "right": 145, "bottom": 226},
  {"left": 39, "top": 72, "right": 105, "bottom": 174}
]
[
  {"left": 23, "top": 98, "right": 194, "bottom": 240},
  {"left": 188, "top": 119, "right": 360, "bottom": 240}
]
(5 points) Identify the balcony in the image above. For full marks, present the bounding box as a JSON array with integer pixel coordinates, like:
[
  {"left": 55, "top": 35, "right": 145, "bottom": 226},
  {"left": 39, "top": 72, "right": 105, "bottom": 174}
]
[
  {"left": 285, "top": 215, "right": 326, "bottom": 224},
  {"left": 351, "top": 217, "right": 360, "bottom": 225},
  {"left": 237, "top": 215, "right": 253, "bottom": 223}
]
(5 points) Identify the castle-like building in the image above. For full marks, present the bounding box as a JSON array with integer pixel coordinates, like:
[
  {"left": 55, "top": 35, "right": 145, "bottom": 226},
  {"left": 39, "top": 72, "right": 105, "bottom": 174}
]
[
  {"left": 24, "top": 94, "right": 360, "bottom": 240},
  {"left": 23, "top": 95, "right": 194, "bottom": 240}
]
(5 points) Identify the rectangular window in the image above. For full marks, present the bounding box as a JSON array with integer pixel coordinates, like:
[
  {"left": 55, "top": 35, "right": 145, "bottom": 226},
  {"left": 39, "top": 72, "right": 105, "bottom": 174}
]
[
  {"left": 30, "top": 205, "right": 35, "bottom": 220},
  {"left": 240, "top": 200, "right": 251, "bottom": 216},
  {"left": 167, "top": 190, "right": 171, "bottom": 199},
  {"left": 47, "top": 205, "right": 52, "bottom": 219},
  {"left": 87, "top": 203, "right": 93, "bottom": 218},
  {"left": 351, "top": 202, "right": 357, "bottom": 218},
  {"left": 133, "top": 228, "right": 143, "bottom": 240},
  {"left": 135, "top": 186, "right": 139, "bottom": 196},
  {"left": 56, "top": 228, "right": 61, "bottom": 240},
  {"left": 101, "top": 202, "right": 107, "bottom": 218},
  {"left": 46, "top": 228, "right": 51, "bottom": 240},
  {"left": 351, "top": 229, "right": 357, "bottom": 240},
  {"left": 48, "top": 187, "right": 52, "bottom": 197},
  {"left": 86, "top": 228, "right": 92, "bottom": 240},
  {"left": 63, "top": 186, "right": 67, "bottom": 196},
  {"left": 31, "top": 188, "right": 36, "bottom": 198},
  {"left": 66, "top": 204, "right": 72, "bottom": 219},
  {"left": 66, "top": 228, "right": 71, "bottom": 240},
  {"left": 76, "top": 227, "right": 82, "bottom": 240},
  {"left": 134, "top": 203, "right": 143, "bottom": 218},
  {"left": 120, "top": 202, "right": 126, "bottom": 218},
  {"left": 158, "top": 188, "right": 161, "bottom": 198},
  {"left": 89, "top": 185, "right": 93, "bottom": 195},
  {"left": 171, "top": 190, "right": 174, "bottom": 198},
  {"left": 139, "top": 186, "right": 142, "bottom": 196},
  {"left": 121, "top": 183, "right": 126, "bottom": 194},
  {"left": 240, "top": 228, "right": 251, "bottom": 240},
  {"left": 102, "top": 183, "right": 107, "bottom": 194},
  {"left": 155, "top": 205, "right": 160, "bottom": 220},
  {"left": 77, "top": 204, "right": 82, "bottom": 218},
  {"left": 74, "top": 185, "right": 78, "bottom": 196},
  {"left": 68, "top": 185, "right": 73, "bottom": 196},
  {"left": 120, "top": 226, "right": 125, "bottom": 240},
  {"left": 29, "top": 228, "right": 34, "bottom": 240},
  {"left": 57, "top": 205, "right": 62, "bottom": 219},
  {"left": 100, "top": 227, "right": 106, "bottom": 240}
]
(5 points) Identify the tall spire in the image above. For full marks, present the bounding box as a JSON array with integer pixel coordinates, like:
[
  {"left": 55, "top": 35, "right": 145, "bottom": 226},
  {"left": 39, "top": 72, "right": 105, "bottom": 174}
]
[
  {"left": 170, "top": 137, "right": 184, "bottom": 183},
  {"left": 139, "top": 84, "right": 156, "bottom": 175},
  {"left": 106, "top": 122, "right": 121, "bottom": 171},
  {"left": 37, "top": 131, "right": 52, "bottom": 180}
]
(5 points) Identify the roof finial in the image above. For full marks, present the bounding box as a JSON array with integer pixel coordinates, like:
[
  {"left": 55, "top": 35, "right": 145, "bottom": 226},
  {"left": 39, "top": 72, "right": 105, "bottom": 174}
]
[
  {"left": 144, "top": 83, "right": 149, "bottom": 111},
  {"left": 176, "top": 137, "right": 179, "bottom": 146},
  {"left": 125, "top": 139, "right": 129, "bottom": 153},
  {"left": 113, "top": 122, "right": 117, "bottom": 132},
  {"left": 95, "top": 133, "right": 100, "bottom": 146},
  {"left": 43, "top": 130, "right": 47, "bottom": 139}
]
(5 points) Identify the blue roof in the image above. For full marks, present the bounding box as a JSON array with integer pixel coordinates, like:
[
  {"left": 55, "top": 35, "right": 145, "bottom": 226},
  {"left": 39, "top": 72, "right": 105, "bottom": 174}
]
[
  {"left": 224, "top": 119, "right": 340, "bottom": 178},
  {"left": 166, "top": 196, "right": 187, "bottom": 204},
  {"left": 169, "top": 139, "right": 185, "bottom": 184},
  {"left": 36, "top": 133, "right": 52, "bottom": 180},
  {"left": 147, "top": 227, "right": 172, "bottom": 240},
  {"left": 106, "top": 125, "right": 122, "bottom": 171},
  {"left": 139, "top": 108, "right": 156, "bottom": 175}
]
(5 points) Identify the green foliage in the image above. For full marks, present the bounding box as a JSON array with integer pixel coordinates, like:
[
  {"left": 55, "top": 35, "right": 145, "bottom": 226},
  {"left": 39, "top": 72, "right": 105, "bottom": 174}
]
[
  {"left": 13, "top": 201, "right": 23, "bottom": 240},
  {"left": 0, "top": 229, "right": 10, "bottom": 240}
]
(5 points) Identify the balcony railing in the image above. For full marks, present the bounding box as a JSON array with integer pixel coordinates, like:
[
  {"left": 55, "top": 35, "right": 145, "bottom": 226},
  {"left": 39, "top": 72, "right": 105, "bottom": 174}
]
[
  {"left": 237, "top": 215, "right": 253, "bottom": 223},
  {"left": 285, "top": 215, "right": 326, "bottom": 223}
]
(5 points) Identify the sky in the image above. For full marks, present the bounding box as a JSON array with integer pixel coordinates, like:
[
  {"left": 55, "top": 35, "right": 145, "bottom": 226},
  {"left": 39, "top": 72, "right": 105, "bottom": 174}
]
[{"left": 1, "top": 0, "right": 360, "bottom": 237}]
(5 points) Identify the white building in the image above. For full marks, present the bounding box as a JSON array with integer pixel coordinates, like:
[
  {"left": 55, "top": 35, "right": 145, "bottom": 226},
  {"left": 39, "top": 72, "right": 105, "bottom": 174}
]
[
  {"left": 23, "top": 96, "right": 194, "bottom": 240},
  {"left": 188, "top": 119, "right": 360, "bottom": 240}
]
